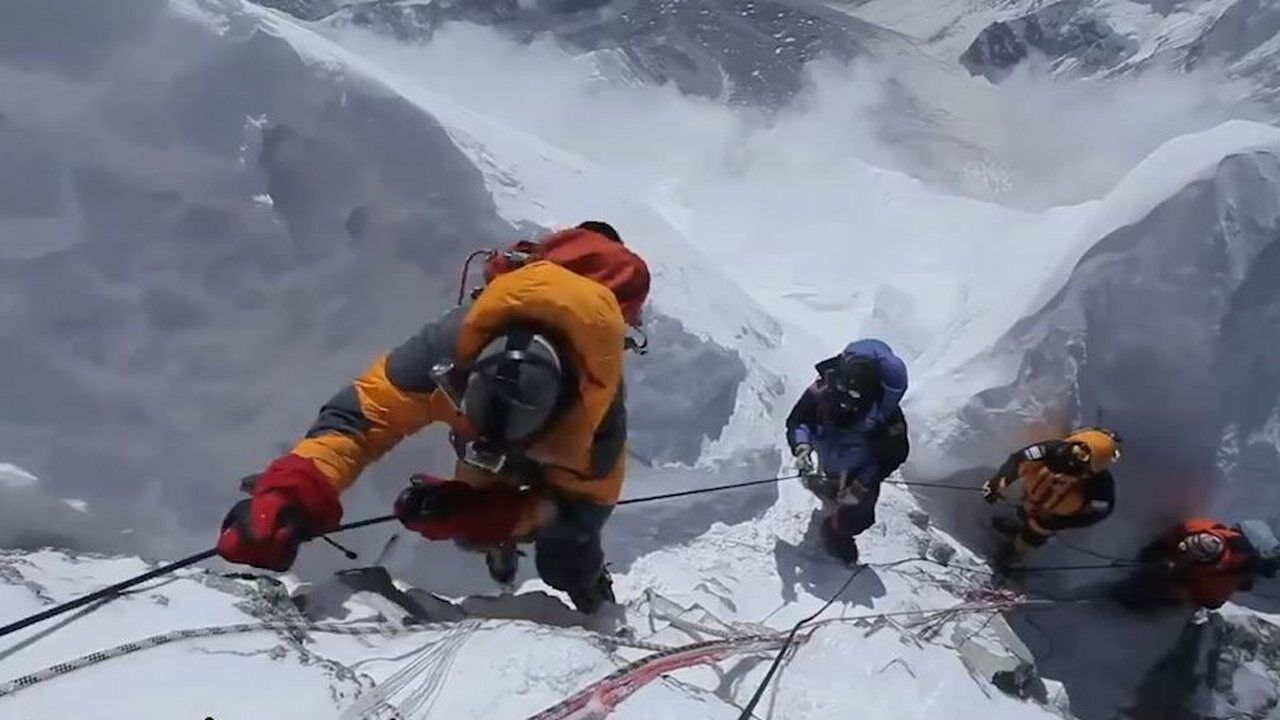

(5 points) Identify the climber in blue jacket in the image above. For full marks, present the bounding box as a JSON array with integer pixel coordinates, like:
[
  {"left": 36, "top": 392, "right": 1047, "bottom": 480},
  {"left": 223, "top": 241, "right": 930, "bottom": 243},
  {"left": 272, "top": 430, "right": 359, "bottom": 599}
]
[{"left": 785, "top": 339, "right": 910, "bottom": 564}]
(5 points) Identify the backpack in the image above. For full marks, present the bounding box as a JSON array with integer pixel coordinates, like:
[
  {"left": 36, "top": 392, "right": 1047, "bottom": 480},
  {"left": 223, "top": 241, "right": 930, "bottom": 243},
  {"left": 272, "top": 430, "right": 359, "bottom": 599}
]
[{"left": 477, "top": 224, "right": 651, "bottom": 328}]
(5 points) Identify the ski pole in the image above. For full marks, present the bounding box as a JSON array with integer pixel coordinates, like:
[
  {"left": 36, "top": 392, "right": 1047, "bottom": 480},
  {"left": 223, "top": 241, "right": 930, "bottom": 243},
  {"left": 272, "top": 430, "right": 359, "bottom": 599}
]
[{"left": 0, "top": 514, "right": 398, "bottom": 641}]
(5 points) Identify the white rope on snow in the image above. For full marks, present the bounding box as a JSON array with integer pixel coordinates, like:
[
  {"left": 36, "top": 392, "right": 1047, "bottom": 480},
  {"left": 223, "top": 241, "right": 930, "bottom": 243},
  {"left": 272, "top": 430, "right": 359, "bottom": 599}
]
[
  {"left": 0, "top": 618, "right": 671, "bottom": 701},
  {"left": 0, "top": 571, "right": 1062, "bottom": 715},
  {"left": 338, "top": 620, "right": 480, "bottom": 720}
]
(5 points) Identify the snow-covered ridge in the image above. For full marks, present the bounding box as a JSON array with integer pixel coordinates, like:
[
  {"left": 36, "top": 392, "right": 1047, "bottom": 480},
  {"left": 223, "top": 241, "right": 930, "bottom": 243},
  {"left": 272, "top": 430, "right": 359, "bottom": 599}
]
[
  {"left": 0, "top": 0, "right": 793, "bottom": 562},
  {"left": 856, "top": 0, "right": 1280, "bottom": 118},
  {"left": 0, "top": 484, "right": 1076, "bottom": 719},
  {"left": 907, "top": 141, "right": 1280, "bottom": 720},
  {"left": 912, "top": 140, "right": 1280, "bottom": 542},
  {"left": 3, "top": 0, "right": 1280, "bottom": 718}
]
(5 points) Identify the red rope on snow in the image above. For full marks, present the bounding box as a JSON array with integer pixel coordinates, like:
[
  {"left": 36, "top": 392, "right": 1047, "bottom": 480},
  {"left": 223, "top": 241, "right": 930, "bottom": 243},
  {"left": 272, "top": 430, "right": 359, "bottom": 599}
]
[{"left": 526, "top": 636, "right": 785, "bottom": 720}]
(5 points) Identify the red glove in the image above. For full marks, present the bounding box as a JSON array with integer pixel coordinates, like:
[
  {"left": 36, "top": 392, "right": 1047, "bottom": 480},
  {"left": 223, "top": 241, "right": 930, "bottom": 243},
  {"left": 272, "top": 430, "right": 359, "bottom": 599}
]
[
  {"left": 217, "top": 454, "right": 342, "bottom": 571},
  {"left": 394, "top": 474, "right": 530, "bottom": 546}
]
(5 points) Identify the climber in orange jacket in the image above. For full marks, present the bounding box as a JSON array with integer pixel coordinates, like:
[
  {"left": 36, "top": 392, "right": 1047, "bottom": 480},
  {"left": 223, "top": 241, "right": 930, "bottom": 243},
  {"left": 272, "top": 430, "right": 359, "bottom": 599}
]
[
  {"left": 981, "top": 428, "right": 1121, "bottom": 569},
  {"left": 216, "top": 226, "right": 647, "bottom": 614},
  {"left": 1114, "top": 518, "right": 1280, "bottom": 611}
]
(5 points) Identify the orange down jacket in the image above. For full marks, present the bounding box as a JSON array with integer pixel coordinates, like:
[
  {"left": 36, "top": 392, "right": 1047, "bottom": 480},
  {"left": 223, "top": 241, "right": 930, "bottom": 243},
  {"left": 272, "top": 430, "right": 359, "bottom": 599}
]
[{"left": 290, "top": 261, "right": 628, "bottom": 536}]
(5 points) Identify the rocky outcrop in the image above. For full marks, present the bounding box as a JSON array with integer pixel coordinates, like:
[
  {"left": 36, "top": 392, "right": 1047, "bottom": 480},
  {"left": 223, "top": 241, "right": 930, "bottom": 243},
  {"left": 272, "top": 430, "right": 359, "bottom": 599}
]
[
  {"left": 960, "top": 0, "right": 1137, "bottom": 83},
  {"left": 256, "top": 0, "right": 891, "bottom": 107},
  {"left": 908, "top": 144, "right": 1280, "bottom": 720},
  {"left": 922, "top": 149, "right": 1280, "bottom": 558},
  {"left": 1131, "top": 611, "right": 1280, "bottom": 719},
  {"left": 0, "top": 0, "right": 755, "bottom": 552}
]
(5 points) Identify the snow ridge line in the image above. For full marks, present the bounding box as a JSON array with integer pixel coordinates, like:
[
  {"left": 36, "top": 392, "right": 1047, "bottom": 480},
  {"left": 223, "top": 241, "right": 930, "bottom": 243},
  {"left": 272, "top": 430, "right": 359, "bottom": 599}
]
[
  {"left": 0, "top": 620, "right": 669, "bottom": 700},
  {"left": 526, "top": 634, "right": 790, "bottom": 720}
]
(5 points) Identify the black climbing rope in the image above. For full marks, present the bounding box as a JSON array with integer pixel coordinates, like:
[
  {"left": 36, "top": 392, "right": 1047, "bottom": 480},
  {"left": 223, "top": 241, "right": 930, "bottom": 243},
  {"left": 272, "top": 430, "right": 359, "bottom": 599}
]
[
  {"left": 0, "top": 514, "right": 397, "bottom": 641},
  {"left": 0, "top": 468, "right": 1140, "bottom": 645},
  {"left": 618, "top": 474, "right": 803, "bottom": 505},
  {"left": 882, "top": 479, "right": 985, "bottom": 492},
  {"left": 736, "top": 563, "right": 870, "bottom": 719}
]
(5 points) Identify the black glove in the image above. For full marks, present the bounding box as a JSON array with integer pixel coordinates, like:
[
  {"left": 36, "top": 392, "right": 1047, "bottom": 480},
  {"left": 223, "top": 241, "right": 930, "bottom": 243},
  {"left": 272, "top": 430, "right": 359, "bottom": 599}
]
[{"left": 394, "top": 473, "right": 473, "bottom": 522}]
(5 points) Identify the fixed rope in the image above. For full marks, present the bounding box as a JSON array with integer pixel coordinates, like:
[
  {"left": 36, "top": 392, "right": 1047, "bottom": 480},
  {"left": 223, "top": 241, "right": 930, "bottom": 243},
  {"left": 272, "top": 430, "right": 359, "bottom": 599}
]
[
  {"left": 338, "top": 621, "right": 478, "bottom": 720},
  {"left": 528, "top": 587, "right": 1050, "bottom": 720},
  {"left": 0, "top": 470, "right": 1138, "bottom": 644},
  {"left": 0, "top": 514, "right": 396, "bottom": 641},
  {"left": 728, "top": 548, "right": 1132, "bottom": 720},
  {"left": 620, "top": 473, "right": 993, "bottom": 505},
  {"left": 0, "top": 444, "right": 1164, "bottom": 720},
  {"left": 733, "top": 555, "right": 974, "bottom": 719},
  {"left": 1, "top": 590, "right": 1049, "bottom": 709},
  {"left": 0, "top": 471, "right": 808, "bottom": 645},
  {"left": 527, "top": 634, "right": 788, "bottom": 720},
  {"left": 618, "top": 473, "right": 803, "bottom": 505},
  {"left": 0, "top": 550, "right": 217, "bottom": 641},
  {"left": 0, "top": 539, "right": 1113, "bottom": 713},
  {"left": 882, "top": 478, "right": 985, "bottom": 492},
  {"left": 1010, "top": 561, "right": 1140, "bottom": 573},
  {"left": 1055, "top": 536, "right": 1142, "bottom": 565},
  {"left": 0, "top": 621, "right": 415, "bottom": 699},
  {"left": 736, "top": 562, "right": 869, "bottom": 719},
  {"left": 0, "top": 617, "right": 669, "bottom": 701}
]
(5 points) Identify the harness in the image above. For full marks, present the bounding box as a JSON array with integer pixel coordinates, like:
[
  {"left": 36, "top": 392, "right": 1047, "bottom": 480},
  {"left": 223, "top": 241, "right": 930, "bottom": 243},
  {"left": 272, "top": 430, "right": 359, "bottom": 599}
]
[{"left": 1022, "top": 467, "right": 1088, "bottom": 517}]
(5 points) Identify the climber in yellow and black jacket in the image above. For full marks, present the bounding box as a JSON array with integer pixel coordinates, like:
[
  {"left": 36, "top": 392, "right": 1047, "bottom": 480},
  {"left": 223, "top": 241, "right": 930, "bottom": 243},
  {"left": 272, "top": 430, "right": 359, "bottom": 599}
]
[
  {"left": 981, "top": 428, "right": 1121, "bottom": 570},
  {"left": 215, "top": 258, "right": 636, "bottom": 614}
]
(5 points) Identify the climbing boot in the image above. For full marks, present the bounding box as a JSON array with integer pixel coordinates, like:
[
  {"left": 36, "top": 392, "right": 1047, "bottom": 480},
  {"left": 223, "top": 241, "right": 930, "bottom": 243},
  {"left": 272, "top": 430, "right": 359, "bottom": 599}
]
[
  {"left": 821, "top": 517, "right": 860, "bottom": 566},
  {"left": 568, "top": 567, "right": 616, "bottom": 615},
  {"left": 485, "top": 543, "right": 519, "bottom": 587}
]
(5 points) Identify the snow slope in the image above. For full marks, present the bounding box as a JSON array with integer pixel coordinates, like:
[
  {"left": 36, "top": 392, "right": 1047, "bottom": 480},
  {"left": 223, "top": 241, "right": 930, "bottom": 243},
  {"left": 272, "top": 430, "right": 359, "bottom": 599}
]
[
  {"left": 0, "top": 0, "right": 795, "bottom": 566},
  {"left": 905, "top": 128, "right": 1280, "bottom": 720},
  {"left": 0, "top": 481, "right": 1073, "bottom": 719},
  {"left": 905, "top": 123, "right": 1280, "bottom": 553},
  {"left": 2, "top": 1, "right": 1280, "bottom": 719},
  {"left": 0, "top": 550, "right": 726, "bottom": 718}
]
